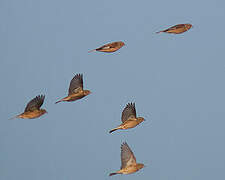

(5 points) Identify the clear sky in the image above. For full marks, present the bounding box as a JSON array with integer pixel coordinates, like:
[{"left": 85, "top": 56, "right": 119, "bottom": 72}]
[{"left": 1, "top": 0, "right": 225, "bottom": 180}]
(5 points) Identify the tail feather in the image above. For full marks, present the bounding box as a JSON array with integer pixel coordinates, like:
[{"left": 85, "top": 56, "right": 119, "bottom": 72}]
[
  {"left": 109, "top": 172, "right": 118, "bottom": 176},
  {"left": 156, "top": 31, "right": 163, "bottom": 34},
  {"left": 55, "top": 99, "right": 63, "bottom": 104},
  {"left": 88, "top": 49, "right": 96, "bottom": 53},
  {"left": 109, "top": 128, "right": 118, "bottom": 133},
  {"left": 8, "top": 115, "right": 19, "bottom": 120}
]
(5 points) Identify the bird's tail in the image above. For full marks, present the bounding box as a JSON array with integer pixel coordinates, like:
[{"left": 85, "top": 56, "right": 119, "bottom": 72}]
[
  {"left": 109, "top": 128, "right": 119, "bottom": 133},
  {"left": 88, "top": 49, "right": 96, "bottom": 53},
  {"left": 109, "top": 172, "right": 118, "bottom": 176},
  {"left": 55, "top": 99, "right": 63, "bottom": 104},
  {"left": 156, "top": 31, "right": 163, "bottom": 34},
  {"left": 8, "top": 115, "right": 19, "bottom": 120}
]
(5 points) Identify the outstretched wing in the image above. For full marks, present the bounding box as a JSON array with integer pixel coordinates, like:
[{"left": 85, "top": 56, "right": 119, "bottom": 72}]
[
  {"left": 24, "top": 95, "right": 45, "bottom": 112},
  {"left": 121, "top": 103, "right": 136, "bottom": 123},
  {"left": 68, "top": 74, "right": 83, "bottom": 95},
  {"left": 120, "top": 142, "right": 136, "bottom": 169}
]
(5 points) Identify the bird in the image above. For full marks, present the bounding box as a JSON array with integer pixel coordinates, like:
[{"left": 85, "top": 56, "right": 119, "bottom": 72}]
[
  {"left": 55, "top": 74, "right": 91, "bottom": 104},
  {"left": 9, "top": 95, "right": 47, "bottom": 119},
  {"left": 109, "top": 103, "right": 144, "bottom": 133},
  {"left": 88, "top": 41, "right": 125, "bottom": 53},
  {"left": 156, "top": 23, "right": 192, "bottom": 34},
  {"left": 109, "top": 142, "right": 144, "bottom": 176}
]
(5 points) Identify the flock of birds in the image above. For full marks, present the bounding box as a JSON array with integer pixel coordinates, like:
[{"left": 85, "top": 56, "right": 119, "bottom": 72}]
[{"left": 10, "top": 23, "right": 193, "bottom": 176}]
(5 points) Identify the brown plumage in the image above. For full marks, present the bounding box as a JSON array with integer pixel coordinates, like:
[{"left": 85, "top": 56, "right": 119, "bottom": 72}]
[
  {"left": 109, "top": 103, "right": 144, "bottom": 133},
  {"left": 156, "top": 24, "right": 192, "bottom": 34},
  {"left": 55, "top": 74, "right": 91, "bottom": 104},
  {"left": 109, "top": 142, "right": 144, "bottom": 176},
  {"left": 88, "top": 41, "right": 125, "bottom": 53},
  {"left": 10, "top": 95, "right": 47, "bottom": 119}
]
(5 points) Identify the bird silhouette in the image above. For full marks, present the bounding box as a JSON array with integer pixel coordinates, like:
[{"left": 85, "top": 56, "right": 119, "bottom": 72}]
[
  {"left": 55, "top": 74, "right": 91, "bottom": 104},
  {"left": 109, "top": 142, "right": 144, "bottom": 176},
  {"left": 9, "top": 95, "right": 47, "bottom": 119},
  {"left": 88, "top": 41, "right": 125, "bottom": 53},
  {"left": 109, "top": 103, "right": 144, "bottom": 133},
  {"left": 156, "top": 24, "right": 192, "bottom": 34}
]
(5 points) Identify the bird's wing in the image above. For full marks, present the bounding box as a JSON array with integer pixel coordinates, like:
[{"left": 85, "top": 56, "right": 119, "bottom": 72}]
[
  {"left": 167, "top": 24, "right": 185, "bottom": 30},
  {"left": 120, "top": 142, "right": 136, "bottom": 169},
  {"left": 97, "top": 44, "right": 111, "bottom": 50},
  {"left": 121, "top": 103, "right": 136, "bottom": 123},
  {"left": 68, "top": 74, "right": 83, "bottom": 95},
  {"left": 24, "top": 95, "right": 45, "bottom": 112}
]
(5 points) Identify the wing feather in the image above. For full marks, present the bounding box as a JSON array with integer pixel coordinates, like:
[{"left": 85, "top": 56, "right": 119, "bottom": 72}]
[
  {"left": 121, "top": 103, "right": 136, "bottom": 123},
  {"left": 120, "top": 142, "right": 136, "bottom": 169},
  {"left": 68, "top": 74, "right": 83, "bottom": 95},
  {"left": 24, "top": 95, "right": 45, "bottom": 112}
]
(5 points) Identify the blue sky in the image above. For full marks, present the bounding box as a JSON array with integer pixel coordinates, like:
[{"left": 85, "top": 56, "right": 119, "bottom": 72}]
[{"left": 1, "top": 0, "right": 225, "bottom": 180}]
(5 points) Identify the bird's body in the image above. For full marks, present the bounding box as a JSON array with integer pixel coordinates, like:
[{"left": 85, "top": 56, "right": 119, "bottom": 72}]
[
  {"left": 55, "top": 90, "right": 90, "bottom": 104},
  {"left": 55, "top": 74, "right": 90, "bottom": 104},
  {"left": 156, "top": 23, "right": 192, "bottom": 34},
  {"left": 109, "top": 142, "right": 144, "bottom": 176},
  {"left": 88, "top": 41, "right": 125, "bottom": 53},
  {"left": 10, "top": 95, "right": 47, "bottom": 119},
  {"left": 109, "top": 103, "right": 144, "bottom": 133},
  {"left": 110, "top": 163, "right": 144, "bottom": 175},
  {"left": 16, "top": 109, "right": 47, "bottom": 119},
  {"left": 109, "top": 117, "right": 144, "bottom": 133}
]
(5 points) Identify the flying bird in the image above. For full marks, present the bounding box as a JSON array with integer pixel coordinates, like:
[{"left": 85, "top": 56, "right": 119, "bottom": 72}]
[
  {"left": 109, "top": 103, "right": 144, "bottom": 133},
  {"left": 55, "top": 74, "right": 91, "bottom": 104},
  {"left": 156, "top": 24, "right": 192, "bottom": 34},
  {"left": 10, "top": 95, "right": 47, "bottom": 119},
  {"left": 88, "top": 41, "right": 125, "bottom": 53},
  {"left": 109, "top": 142, "right": 144, "bottom": 176}
]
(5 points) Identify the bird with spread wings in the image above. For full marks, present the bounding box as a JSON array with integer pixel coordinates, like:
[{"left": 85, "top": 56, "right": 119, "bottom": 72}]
[
  {"left": 109, "top": 142, "right": 144, "bottom": 176},
  {"left": 55, "top": 74, "right": 91, "bottom": 104},
  {"left": 109, "top": 103, "right": 145, "bottom": 133},
  {"left": 10, "top": 95, "right": 47, "bottom": 119}
]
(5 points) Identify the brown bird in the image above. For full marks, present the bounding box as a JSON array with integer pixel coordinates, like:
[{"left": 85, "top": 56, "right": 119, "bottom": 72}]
[
  {"left": 88, "top": 41, "right": 125, "bottom": 53},
  {"left": 109, "top": 142, "right": 144, "bottom": 176},
  {"left": 109, "top": 103, "right": 144, "bottom": 133},
  {"left": 10, "top": 95, "right": 47, "bottom": 119},
  {"left": 55, "top": 74, "right": 91, "bottom": 104},
  {"left": 156, "top": 23, "right": 192, "bottom": 34}
]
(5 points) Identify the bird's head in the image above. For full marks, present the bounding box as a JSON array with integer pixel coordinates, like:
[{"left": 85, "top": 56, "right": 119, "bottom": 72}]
[
  {"left": 118, "top": 41, "right": 125, "bottom": 47},
  {"left": 137, "top": 117, "right": 145, "bottom": 124},
  {"left": 185, "top": 24, "right": 192, "bottom": 29},
  {"left": 84, "top": 90, "right": 91, "bottom": 96},
  {"left": 137, "top": 163, "right": 145, "bottom": 170},
  {"left": 40, "top": 109, "right": 47, "bottom": 115}
]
